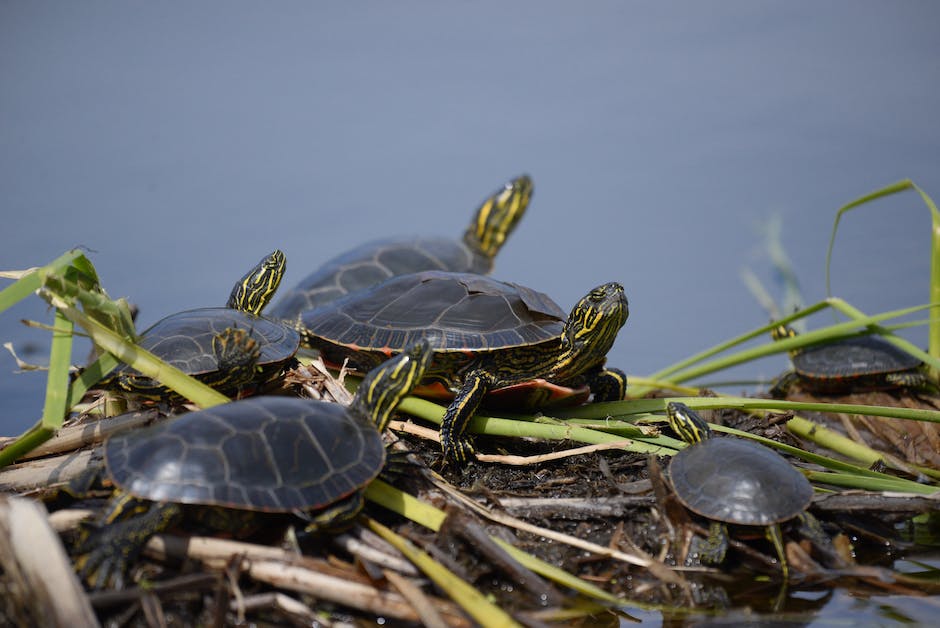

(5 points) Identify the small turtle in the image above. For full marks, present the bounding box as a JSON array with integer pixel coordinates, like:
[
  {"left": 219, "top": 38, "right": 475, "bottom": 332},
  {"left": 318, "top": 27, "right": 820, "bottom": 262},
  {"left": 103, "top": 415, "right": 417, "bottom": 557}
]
[
  {"left": 72, "top": 341, "right": 432, "bottom": 589},
  {"left": 665, "top": 402, "right": 816, "bottom": 579},
  {"left": 297, "top": 270, "right": 628, "bottom": 467},
  {"left": 770, "top": 324, "right": 933, "bottom": 396},
  {"left": 267, "top": 174, "right": 532, "bottom": 320},
  {"left": 106, "top": 250, "right": 299, "bottom": 399}
]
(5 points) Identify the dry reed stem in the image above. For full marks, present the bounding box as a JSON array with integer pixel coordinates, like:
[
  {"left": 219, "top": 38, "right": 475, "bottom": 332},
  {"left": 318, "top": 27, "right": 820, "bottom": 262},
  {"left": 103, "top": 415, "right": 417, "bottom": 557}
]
[
  {"left": 0, "top": 495, "right": 99, "bottom": 627},
  {"left": 145, "top": 533, "right": 469, "bottom": 625},
  {"left": 0, "top": 447, "right": 97, "bottom": 492}
]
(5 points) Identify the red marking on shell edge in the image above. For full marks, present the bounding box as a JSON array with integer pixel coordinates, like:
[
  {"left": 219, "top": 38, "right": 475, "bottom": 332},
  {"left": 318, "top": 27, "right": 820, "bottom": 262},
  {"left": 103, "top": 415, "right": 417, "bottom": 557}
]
[
  {"left": 412, "top": 379, "right": 590, "bottom": 410},
  {"left": 413, "top": 381, "right": 454, "bottom": 400}
]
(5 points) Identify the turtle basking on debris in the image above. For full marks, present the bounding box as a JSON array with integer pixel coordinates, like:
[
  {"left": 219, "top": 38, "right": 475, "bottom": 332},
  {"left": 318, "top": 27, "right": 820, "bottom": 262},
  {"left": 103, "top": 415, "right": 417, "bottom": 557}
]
[
  {"left": 71, "top": 341, "right": 432, "bottom": 589},
  {"left": 102, "top": 250, "right": 299, "bottom": 399},
  {"left": 769, "top": 324, "right": 934, "bottom": 396},
  {"left": 297, "top": 271, "right": 628, "bottom": 467},
  {"left": 665, "top": 402, "right": 819, "bottom": 579}
]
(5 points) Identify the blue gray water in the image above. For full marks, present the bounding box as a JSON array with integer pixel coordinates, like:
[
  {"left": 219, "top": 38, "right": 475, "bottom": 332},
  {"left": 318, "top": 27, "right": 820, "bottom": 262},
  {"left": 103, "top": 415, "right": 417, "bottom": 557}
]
[
  {"left": 0, "top": 2, "right": 940, "bottom": 432},
  {"left": 2, "top": 3, "right": 939, "bottom": 621},
  {"left": 3, "top": 2, "right": 938, "bottom": 428}
]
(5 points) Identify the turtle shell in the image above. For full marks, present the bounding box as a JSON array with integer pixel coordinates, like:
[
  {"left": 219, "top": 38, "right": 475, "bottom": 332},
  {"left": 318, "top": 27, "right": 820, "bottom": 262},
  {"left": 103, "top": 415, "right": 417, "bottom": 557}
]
[
  {"left": 268, "top": 236, "right": 491, "bottom": 321},
  {"left": 299, "top": 270, "right": 567, "bottom": 357},
  {"left": 668, "top": 437, "right": 813, "bottom": 526},
  {"left": 791, "top": 335, "right": 921, "bottom": 383},
  {"left": 104, "top": 396, "right": 384, "bottom": 511},
  {"left": 116, "top": 307, "right": 299, "bottom": 394}
]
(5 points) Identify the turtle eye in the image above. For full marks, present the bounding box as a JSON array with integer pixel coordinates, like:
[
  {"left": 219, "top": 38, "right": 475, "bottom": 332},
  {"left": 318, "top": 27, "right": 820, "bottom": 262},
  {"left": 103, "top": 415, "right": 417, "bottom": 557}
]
[{"left": 589, "top": 287, "right": 606, "bottom": 302}]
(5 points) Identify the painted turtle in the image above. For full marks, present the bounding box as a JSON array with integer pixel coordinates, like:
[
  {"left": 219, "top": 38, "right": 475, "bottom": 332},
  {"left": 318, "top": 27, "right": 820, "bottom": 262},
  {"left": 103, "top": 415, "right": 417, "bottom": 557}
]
[
  {"left": 297, "top": 270, "right": 628, "bottom": 467},
  {"left": 665, "top": 402, "right": 815, "bottom": 578},
  {"left": 106, "top": 250, "right": 300, "bottom": 399},
  {"left": 769, "top": 324, "right": 932, "bottom": 396},
  {"left": 267, "top": 174, "right": 532, "bottom": 320},
  {"left": 73, "top": 341, "right": 432, "bottom": 589}
]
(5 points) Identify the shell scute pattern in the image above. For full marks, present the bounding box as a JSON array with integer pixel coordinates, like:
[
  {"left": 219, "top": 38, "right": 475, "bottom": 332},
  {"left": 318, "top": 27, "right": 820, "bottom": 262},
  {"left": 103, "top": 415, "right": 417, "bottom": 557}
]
[
  {"left": 105, "top": 397, "right": 384, "bottom": 512},
  {"left": 795, "top": 336, "right": 920, "bottom": 379},
  {"left": 304, "top": 271, "right": 565, "bottom": 354}
]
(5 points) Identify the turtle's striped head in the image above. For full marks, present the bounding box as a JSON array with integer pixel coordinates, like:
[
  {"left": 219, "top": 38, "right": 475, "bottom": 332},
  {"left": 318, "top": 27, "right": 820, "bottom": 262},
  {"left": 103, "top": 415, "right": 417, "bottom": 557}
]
[
  {"left": 353, "top": 340, "right": 433, "bottom": 432},
  {"left": 666, "top": 402, "right": 712, "bottom": 445},
  {"left": 464, "top": 174, "right": 533, "bottom": 261},
  {"left": 227, "top": 250, "right": 286, "bottom": 315},
  {"left": 771, "top": 323, "right": 798, "bottom": 342},
  {"left": 561, "top": 282, "right": 628, "bottom": 363}
]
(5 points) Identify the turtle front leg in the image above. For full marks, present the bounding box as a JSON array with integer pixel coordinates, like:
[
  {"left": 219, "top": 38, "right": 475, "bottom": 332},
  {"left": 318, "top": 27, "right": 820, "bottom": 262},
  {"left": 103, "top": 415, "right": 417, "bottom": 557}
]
[
  {"left": 441, "top": 370, "right": 493, "bottom": 467},
  {"left": 586, "top": 366, "right": 627, "bottom": 402},
  {"left": 689, "top": 521, "right": 730, "bottom": 566},
  {"left": 769, "top": 370, "right": 800, "bottom": 397},
  {"left": 73, "top": 495, "right": 182, "bottom": 589}
]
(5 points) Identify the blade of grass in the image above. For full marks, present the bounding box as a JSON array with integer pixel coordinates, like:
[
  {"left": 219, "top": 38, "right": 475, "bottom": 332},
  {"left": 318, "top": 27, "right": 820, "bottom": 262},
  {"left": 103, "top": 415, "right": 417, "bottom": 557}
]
[
  {"left": 558, "top": 397, "right": 940, "bottom": 490},
  {"left": 365, "top": 516, "right": 523, "bottom": 627},
  {"left": 624, "top": 376, "right": 701, "bottom": 396},
  {"left": 656, "top": 303, "right": 939, "bottom": 385},
  {"left": 786, "top": 415, "right": 940, "bottom": 482},
  {"left": 364, "top": 480, "right": 621, "bottom": 604},
  {"left": 826, "top": 297, "right": 938, "bottom": 371},
  {"left": 806, "top": 471, "right": 938, "bottom": 494},
  {"left": 647, "top": 301, "right": 828, "bottom": 383},
  {"left": 65, "top": 352, "right": 121, "bottom": 409},
  {"left": 557, "top": 396, "right": 940, "bottom": 425},
  {"left": 0, "top": 310, "right": 75, "bottom": 466},
  {"left": 824, "top": 180, "right": 940, "bottom": 362},
  {"left": 0, "top": 249, "right": 87, "bottom": 315},
  {"left": 396, "top": 396, "right": 679, "bottom": 455}
]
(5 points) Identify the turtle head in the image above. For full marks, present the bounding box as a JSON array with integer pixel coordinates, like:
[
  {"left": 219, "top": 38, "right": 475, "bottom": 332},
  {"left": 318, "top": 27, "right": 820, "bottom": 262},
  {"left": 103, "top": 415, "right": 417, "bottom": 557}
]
[
  {"left": 463, "top": 174, "right": 533, "bottom": 261},
  {"left": 560, "top": 282, "right": 628, "bottom": 364},
  {"left": 666, "top": 402, "right": 712, "bottom": 445},
  {"left": 352, "top": 340, "right": 433, "bottom": 432},
  {"left": 771, "top": 322, "right": 798, "bottom": 342},
  {"left": 227, "top": 250, "right": 286, "bottom": 315}
]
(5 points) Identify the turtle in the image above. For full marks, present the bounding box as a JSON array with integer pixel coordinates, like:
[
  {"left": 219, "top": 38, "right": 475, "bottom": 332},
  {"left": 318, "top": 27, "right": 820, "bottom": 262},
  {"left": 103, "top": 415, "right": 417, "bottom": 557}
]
[
  {"left": 71, "top": 340, "right": 433, "bottom": 589},
  {"left": 297, "top": 270, "right": 629, "bottom": 467},
  {"left": 769, "top": 323, "right": 934, "bottom": 396},
  {"left": 267, "top": 174, "right": 533, "bottom": 321},
  {"left": 105, "top": 250, "right": 300, "bottom": 399},
  {"left": 665, "top": 401, "right": 816, "bottom": 579}
]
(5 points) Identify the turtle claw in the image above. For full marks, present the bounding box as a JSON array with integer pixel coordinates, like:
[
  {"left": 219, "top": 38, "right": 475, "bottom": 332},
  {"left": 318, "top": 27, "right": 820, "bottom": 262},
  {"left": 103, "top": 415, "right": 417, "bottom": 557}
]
[
  {"left": 75, "top": 547, "right": 129, "bottom": 590},
  {"left": 73, "top": 522, "right": 135, "bottom": 590},
  {"left": 442, "top": 437, "right": 476, "bottom": 469}
]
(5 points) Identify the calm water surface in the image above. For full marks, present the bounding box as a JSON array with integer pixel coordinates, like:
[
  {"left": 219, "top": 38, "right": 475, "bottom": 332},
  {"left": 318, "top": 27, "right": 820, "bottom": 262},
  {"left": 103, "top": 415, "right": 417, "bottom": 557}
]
[{"left": 2, "top": 3, "right": 938, "bottom": 623}]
